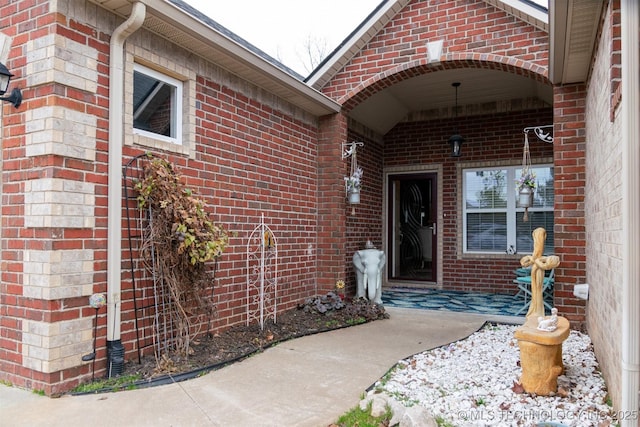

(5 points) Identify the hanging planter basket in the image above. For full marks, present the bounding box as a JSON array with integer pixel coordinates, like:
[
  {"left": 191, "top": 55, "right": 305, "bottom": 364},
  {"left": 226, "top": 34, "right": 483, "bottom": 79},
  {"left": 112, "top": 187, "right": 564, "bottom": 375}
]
[
  {"left": 348, "top": 189, "right": 360, "bottom": 204},
  {"left": 518, "top": 186, "right": 534, "bottom": 208},
  {"left": 517, "top": 132, "right": 536, "bottom": 222},
  {"left": 342, "top": 141, "right": 365, "bottom": 213}
]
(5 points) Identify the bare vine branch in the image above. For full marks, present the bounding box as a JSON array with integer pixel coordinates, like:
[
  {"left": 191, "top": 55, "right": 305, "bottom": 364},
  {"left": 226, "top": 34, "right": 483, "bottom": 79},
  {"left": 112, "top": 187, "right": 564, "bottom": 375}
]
[{"left": 134, "top": 155, "right": 229, "bottom": 359}]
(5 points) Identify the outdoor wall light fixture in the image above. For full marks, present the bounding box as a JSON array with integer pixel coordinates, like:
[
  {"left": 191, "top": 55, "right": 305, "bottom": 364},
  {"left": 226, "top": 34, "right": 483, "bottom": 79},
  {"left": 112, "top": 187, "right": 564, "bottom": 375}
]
[
  {"left": 448, "top": 82, "right": 464, "bottom": 157},
  {"left": 0, "top": 62, "right": 22, "bottom": 108}
]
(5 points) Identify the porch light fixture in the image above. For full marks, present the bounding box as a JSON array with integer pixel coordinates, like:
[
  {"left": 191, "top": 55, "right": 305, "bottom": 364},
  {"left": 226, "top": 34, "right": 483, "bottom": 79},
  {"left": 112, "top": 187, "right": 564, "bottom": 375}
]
[
  {"left": 0, "top": 62, "right": 22, "bottom": 108},
  {"left": 448, "top": 82, "right": 464, "bottom": 157}
]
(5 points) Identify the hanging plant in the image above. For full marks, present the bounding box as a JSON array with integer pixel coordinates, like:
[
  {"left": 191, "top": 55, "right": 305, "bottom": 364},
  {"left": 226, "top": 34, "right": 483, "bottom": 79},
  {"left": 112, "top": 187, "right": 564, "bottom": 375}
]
[
  {"left": 517, "top": 133, "right": 535, "bottom": 220},
  {"left": 343, "top": 141, "right": 364, "bottom": 208},
  {"left": 345, "top": 166, "right": 363, "bottom": 192},
  {"left": 135, "top": 156, "right": 229, "bottom": 266},
  {"left": 134, "top": 154, "right": 229, "bottom": 359},
  {"left": 516, "top": 170, "right": 537, "bottom": 192}
]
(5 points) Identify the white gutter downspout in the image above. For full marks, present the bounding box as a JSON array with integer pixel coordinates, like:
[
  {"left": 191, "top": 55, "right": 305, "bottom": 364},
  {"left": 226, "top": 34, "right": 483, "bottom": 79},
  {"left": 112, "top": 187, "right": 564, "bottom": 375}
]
[
  {"left": 106, "top": 2, "right": 145, "bottom": 374},
  {"left": 621, "top": 0, "right": 640, "bottom": 423}
]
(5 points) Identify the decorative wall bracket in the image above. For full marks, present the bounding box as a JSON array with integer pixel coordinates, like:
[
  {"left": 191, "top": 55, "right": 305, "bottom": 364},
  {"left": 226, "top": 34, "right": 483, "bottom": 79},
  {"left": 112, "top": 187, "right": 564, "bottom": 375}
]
[
  {"left": 342, "top": 141, "right": 364, "bottom": 159},
  {"left": 523, "top": 125, "right": 553, "bottom": 143}
]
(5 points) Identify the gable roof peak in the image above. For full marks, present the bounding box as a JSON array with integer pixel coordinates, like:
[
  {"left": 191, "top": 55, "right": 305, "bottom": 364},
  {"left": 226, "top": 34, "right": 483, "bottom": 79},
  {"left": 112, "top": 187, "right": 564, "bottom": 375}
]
[{"left": 307, "top": 0, "right": 548, "bottom": 89}]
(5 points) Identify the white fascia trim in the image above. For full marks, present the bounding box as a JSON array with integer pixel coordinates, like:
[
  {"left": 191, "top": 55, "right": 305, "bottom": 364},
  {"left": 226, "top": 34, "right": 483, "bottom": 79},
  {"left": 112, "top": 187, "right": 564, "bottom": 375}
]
[
  {"left": 497, "top": 0, "right": 549, "bottom": 25},
  {"left": 549, "top": 0, "right": 569, "bottom": 84},
  {"left": 305, "top": 0, "right": 402, "bottom": 87},
  {"left": 149, "top": 0, "right": 340, "bottom": 114}
]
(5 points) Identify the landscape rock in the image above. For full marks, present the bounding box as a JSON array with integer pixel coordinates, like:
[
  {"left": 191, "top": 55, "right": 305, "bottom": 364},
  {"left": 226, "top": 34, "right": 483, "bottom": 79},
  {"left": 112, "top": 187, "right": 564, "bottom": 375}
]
[
  {"left": 399, "top": 405, "right": 437, "bottom": 427},
  {"left": 371, "top": 324, "right": 615, "bottom": 427}
]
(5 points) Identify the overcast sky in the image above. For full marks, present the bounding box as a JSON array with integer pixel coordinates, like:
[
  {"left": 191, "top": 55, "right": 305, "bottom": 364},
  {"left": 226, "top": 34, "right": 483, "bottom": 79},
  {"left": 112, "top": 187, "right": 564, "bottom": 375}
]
[{"left": 183, "top": 0, "right": 549, "bottom": 76}]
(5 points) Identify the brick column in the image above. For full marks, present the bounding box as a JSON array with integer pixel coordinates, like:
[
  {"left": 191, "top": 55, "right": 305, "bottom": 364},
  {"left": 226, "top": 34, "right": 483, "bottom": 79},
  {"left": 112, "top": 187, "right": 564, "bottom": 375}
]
[
  {"left": 0, "top": 22, "right": 105, "bottom": 394},
  {"left": 553, "top": 84, "right": 587, "bottom": 327},
  {"left": 316, "top": 113, "right": 348, "bottom": 293}
]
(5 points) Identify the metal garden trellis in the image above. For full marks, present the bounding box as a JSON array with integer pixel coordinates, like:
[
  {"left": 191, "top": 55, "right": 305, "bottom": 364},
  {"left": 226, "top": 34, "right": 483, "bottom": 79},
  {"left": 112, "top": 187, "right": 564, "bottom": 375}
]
[
  {"left": 246, "top": 213, "right": 278, "bottom": 330},
  {"left": 123, "top": 153, "right": 178, "bottom": 363},
  {"left": 124, "top": 153, "right": 220, "bottom": 364}
]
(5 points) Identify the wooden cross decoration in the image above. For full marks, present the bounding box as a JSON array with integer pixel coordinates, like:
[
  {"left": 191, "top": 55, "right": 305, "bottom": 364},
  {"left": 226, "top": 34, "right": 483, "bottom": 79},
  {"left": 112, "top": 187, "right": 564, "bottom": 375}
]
[{"left": 519, "top": 228, "right": 560, "bottom": 320}]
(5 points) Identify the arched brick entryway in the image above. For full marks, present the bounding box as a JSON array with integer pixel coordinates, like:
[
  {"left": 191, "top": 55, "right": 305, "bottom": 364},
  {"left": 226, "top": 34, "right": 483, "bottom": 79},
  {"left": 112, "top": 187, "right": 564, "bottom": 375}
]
[{"left": 330, "top": 56, "right": 586, "bottom": 326}]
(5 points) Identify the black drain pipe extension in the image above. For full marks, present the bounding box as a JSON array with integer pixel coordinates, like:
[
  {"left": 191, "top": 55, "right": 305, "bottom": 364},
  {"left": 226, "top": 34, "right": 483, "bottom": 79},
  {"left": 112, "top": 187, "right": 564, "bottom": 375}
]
[
  {"left": 107, "top": 340, "right": 125, "bottom": 377},
  {"left": 106, "top": 2, "right": 145, "bottom": 377}
]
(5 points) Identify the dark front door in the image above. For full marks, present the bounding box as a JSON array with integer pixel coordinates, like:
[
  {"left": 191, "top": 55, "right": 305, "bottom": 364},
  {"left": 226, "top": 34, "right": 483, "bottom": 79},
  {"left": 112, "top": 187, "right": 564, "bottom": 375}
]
[{"left": 388, "top": 173, "right": 437, "bottom": 282}]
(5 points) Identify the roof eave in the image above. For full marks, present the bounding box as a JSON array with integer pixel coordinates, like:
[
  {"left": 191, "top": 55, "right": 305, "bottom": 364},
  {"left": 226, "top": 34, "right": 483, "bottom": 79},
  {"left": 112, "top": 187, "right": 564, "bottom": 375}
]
[
  {"left": 549, "top": 0, "right": 569, "bottom": 85},
  {"left": 485, "top": 0, "right": 549, "bottom": 32},
  {"left": 306, "top": 0, "right": 410, "bottom": 90},
  {"left": 549, "top": 0, "right": 604, "bottom": 85},
  {"left": 90, "top": 0, "right": 341, "bottom": 116}
]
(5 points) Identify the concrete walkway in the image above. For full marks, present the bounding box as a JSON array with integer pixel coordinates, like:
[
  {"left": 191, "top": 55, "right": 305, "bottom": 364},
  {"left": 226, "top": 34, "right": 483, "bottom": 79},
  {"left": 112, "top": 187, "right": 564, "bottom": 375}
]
[{"left": 0, "top": 308, "right": 515, "bottom": 427}]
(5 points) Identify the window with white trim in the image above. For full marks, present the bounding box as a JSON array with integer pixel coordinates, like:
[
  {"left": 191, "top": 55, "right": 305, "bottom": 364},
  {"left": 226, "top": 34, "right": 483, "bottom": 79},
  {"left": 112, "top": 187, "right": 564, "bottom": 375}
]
[
  {"left": 133, "top": 63, "right": 183, "bottom": 145},
  {"left": 463, "top": 165, "right": 554, "bottom": 254}
]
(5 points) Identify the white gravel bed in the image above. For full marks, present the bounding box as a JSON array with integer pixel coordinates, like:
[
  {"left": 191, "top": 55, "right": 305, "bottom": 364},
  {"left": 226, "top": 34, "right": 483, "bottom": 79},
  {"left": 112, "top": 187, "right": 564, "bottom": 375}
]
[{"left": 372, "top": 323, "right": 616, "bottom": 427}]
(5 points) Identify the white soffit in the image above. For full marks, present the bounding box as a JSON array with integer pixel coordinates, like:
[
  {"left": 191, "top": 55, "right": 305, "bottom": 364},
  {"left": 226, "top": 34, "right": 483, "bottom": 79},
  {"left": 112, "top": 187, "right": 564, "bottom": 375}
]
[
  {"left": 550, "top": 0, "right": 603, "bottom": 84},
  {"left": 484, "top": 0, "right": 549, "bottom": 31}
]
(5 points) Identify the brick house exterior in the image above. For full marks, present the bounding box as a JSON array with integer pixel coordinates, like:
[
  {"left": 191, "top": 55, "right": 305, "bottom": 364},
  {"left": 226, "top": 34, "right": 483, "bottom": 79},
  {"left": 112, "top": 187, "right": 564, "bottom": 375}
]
[
  {"left": 0, "top": 0, "right": 637, "bottom": 416},
  {"left": 553, "top": 0, "right": 639, "bottom": 416},
  {"left": 0, "top": 0, "right": 341, "bottom": 395}
]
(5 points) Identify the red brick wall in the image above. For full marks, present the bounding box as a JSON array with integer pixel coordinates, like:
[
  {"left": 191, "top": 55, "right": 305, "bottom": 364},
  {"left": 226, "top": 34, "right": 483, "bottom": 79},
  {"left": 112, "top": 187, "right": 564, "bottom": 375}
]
[
  {"left": 382, "top": 108, "right": 554, "bottom": 293},
  {"left": 0, "top": 1, "right": 325, "bottom": 393},
  {"left": 322, "top": 0, "right": 549, "bottom": 103},
  {"left": 609, "top": 0, "right": 621, "bottom": 120},
  {"left": 343, "top": 132, "right": 384, "bottom": 295},
  {"left": 119, "top": 76, "right": 323, "bottom": 335},
  {"left": 316, "top": 113, "right": 349, "bottom": 292},
  {"left": 553, "top": 84, "right": 587, "bottom": 327}
]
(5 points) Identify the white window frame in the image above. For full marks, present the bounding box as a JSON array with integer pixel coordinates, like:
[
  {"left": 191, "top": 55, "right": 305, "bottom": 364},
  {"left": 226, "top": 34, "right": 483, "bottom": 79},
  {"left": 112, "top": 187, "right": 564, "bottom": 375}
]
[
  {"left": 132, "top": 63, "right": 183, "bottom": 146},
  {"left": 462, "top": 164, "right": 554, "bottom": 254}
]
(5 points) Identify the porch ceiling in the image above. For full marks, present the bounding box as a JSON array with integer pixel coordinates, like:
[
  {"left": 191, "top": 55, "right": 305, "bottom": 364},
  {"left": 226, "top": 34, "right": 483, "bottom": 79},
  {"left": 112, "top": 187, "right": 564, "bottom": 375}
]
[{"left": 347, "top": 68, "right": 554, "bottom": 135}]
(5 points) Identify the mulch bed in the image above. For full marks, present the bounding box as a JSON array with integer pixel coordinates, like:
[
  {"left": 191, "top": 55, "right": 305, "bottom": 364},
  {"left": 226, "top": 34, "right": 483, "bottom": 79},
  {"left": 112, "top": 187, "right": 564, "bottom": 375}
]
[{"left": 117, "top": 296, "right": 389, "bottom": 386}]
